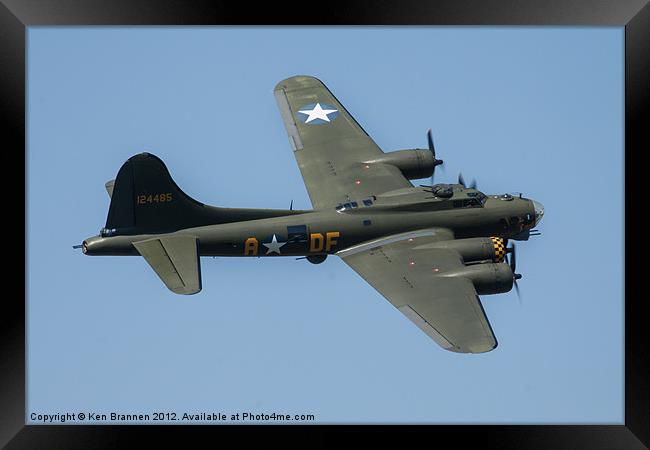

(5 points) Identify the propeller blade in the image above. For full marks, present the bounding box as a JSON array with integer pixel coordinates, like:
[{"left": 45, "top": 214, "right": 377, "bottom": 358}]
[
  {"left": 514, "top": 280, "right": 522, "bottom": 304},
  {"left": 457, "top": 173, "right": 475, "bottom": 189},
  {"left": 426, "top": 129, "right": 443, "bottom": 186},
  {"left": 427, "top": 129, "right": 435, "bottom": 186},
  {"left": 507, "top": 243, "right": 522, "bottom": 276},
  {"left": 427, "top": 128, "right": 435, "bottom": 155},
  {"left": 507, "top": 242, "right": 523, "bottom": 302}
]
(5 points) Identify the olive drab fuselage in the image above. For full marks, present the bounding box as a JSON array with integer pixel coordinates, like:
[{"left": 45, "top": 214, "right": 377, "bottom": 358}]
[{"left": 82, "top": 186, "right": 537, "bottom": 258}]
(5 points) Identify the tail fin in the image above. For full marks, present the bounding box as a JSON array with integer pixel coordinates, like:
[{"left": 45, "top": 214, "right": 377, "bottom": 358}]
[
  {"left": 104, "top": 153, "right": 221, "bottom": 236},
  {"left": 103, "top": 153, "right": 302, "bottom": 237}
]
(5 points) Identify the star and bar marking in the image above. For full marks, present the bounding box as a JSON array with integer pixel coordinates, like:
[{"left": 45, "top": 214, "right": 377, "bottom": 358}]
[
  {"left": 297, "top": 103, "right": 339, "bottom": 124},
  {"left": 243, "top": 231, "right": 340, "bottom": 256},
  {"left": 262, "top": 234, "right": 287, "bottom": 255}
]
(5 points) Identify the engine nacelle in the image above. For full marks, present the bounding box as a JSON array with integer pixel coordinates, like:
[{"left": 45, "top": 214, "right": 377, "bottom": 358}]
[
  {"left": 437, "top": 263, "right": 514, "bottom": 295},
  {"left": 363, "top": 149, "right": 434, "bottom": 180},
  {"left": 421, "top": 237, "right": 507, "bottom": 263}
]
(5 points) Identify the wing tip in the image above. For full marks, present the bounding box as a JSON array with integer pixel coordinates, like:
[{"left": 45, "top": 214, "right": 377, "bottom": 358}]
[
  {"left": 447, "top": 338, "right": 498, "bottom": 354},
  {"left": 472, "top": 339, "right": 498, "bottom": 354},
  {"left": 274, "top": 75, "right": 324, "bottom": 92},
  {"left": 172, "top": 287, "right": 202, "bottom": 295}
]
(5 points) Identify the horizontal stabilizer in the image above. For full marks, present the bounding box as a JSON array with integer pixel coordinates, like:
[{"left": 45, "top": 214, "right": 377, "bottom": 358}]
[{"left": 133, "top": 235, "right": 201, "bottom": 295}]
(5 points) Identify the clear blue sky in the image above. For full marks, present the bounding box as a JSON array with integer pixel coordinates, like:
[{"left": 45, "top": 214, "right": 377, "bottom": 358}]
[{"left": 27, "top": 27, "right": 623, "bottom": 424}]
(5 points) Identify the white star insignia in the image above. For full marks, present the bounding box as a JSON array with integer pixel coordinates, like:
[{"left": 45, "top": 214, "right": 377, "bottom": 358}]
[
  {"left": 262, "top": 234, "right": 287, "bottom": 255},
  {"left": 298, "top": 103, "right": 338, "bottom": 123}
]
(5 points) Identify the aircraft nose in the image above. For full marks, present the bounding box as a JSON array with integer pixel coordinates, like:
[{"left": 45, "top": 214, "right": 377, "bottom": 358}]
[{"left": 532, "top": 200, "right": 544, "bottom": 226}]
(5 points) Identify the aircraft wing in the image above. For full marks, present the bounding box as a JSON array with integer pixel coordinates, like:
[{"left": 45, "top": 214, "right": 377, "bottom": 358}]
[
  {"left": 274, "top": 75, "right": 412, "bottom": 209},
  {"left": 337, "top": 229, "right": 498, "bottom": 353}
]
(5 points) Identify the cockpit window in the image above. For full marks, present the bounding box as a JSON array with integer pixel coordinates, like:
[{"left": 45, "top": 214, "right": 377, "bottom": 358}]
[
  {"left": 432, "top": 184, "right": 454, "bottom": 198},
  {"left": 336, "top": 201, "right": 361, "bottom": 212},
  {"left": 467, "top": 192, "right": 487, "bottom": 204},
  {"left": 453, "top": 198, "right": 483, "bottom": 208},
  {"left": 336, "top": 198, "right": 373, "bottom": 212}
]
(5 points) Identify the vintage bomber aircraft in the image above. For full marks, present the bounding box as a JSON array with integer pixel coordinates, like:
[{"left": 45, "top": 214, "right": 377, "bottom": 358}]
[{"left": 79, "top": 75, "right": 544, "bottom": 353}]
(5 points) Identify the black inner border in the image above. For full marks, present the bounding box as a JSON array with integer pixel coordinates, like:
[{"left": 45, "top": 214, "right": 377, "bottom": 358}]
[{"left": 3, "top": 0, "right": 647, "bottom": 447}]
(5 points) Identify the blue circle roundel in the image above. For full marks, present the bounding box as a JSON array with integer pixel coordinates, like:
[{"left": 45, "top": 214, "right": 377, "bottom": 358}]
[{"left": 296, "top": 102, "right": 339, "bottom": 125}]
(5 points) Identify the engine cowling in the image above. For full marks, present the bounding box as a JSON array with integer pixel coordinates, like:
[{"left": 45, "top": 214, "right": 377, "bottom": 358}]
[
  {"left": 437, "top": 263, "right": 514, "bottom": 295},
  {"left": 422, "top": 237, "right": 507, "bottom": 263},
  {"left": 363, "top": 149, "right": 434, "bottom": 180}
]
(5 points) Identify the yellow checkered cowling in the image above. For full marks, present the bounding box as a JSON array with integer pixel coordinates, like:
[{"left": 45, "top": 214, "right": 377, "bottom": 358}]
[{"left": 490, "top": 237, "right": 506, "bottom": 262}]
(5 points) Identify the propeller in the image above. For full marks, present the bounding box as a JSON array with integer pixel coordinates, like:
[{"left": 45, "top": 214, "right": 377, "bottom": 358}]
[
  {"left": 427, "top": 129, "right": 444, "bottom": 186},
  {"left": 506, "top": 243, "right": 523, "bottom": 302},
  {"left": 457, "top": 172, "right": 477, "bottom": 189}
]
